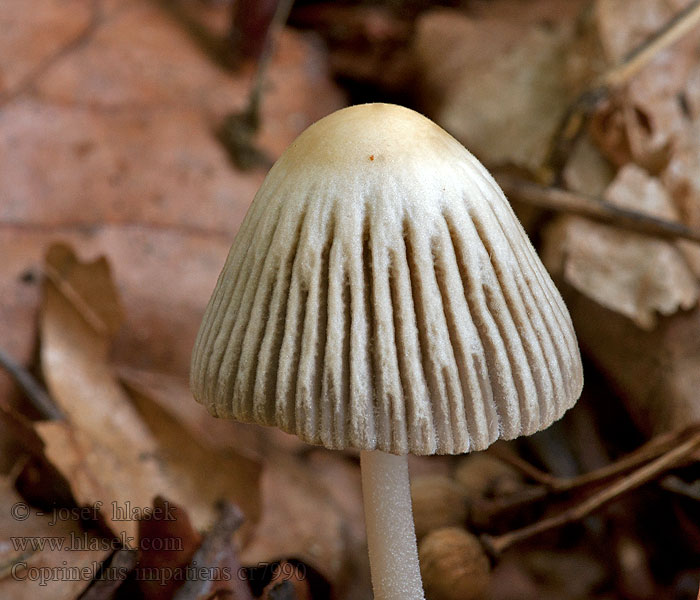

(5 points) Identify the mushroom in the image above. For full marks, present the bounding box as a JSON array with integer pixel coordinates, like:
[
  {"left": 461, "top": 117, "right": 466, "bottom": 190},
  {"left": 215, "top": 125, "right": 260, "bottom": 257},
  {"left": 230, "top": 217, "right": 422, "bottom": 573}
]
[{"left": 190, "top": 103, "right": 583, "bottom": 600}]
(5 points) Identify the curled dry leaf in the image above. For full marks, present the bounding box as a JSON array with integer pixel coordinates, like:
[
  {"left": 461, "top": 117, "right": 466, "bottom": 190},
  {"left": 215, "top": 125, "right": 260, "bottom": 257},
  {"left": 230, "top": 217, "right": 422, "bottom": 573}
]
[
  {"left": 543, "top": 164, "right": 699, "bottom": 329},
  {"left": 592, "top": 0, "right": 700, "bottom": 170},
  {"left": 38, "top": 243, "right": 178, "bottom": 539},
  {"left": 544, "top": 154, "right": 700, "bottom": 433}
]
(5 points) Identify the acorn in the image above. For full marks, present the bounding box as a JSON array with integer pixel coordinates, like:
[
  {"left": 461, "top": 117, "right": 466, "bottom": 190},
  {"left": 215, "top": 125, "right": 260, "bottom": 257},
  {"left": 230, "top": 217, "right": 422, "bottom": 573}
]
[
  {"left": 418, "top": 527, "right": 491, "bottom": 600},
  {"left": 454, "top": 452, "right": 523, "bottom": 498},
  {"left": 411, "top": 474, "right": 469, "bottom": 540}
]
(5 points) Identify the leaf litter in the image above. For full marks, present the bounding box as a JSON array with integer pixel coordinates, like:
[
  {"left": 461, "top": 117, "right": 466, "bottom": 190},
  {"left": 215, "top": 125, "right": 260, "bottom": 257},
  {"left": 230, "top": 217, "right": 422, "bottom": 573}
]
[{"left": 3, "top": 0, "right": 700, "bottom": 598}]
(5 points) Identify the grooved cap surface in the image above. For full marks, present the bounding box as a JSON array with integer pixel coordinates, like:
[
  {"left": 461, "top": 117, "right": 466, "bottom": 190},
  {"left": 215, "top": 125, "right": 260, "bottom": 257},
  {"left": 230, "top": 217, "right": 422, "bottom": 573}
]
[{"left": 191, "top": 103, "right": 583, "bottom": 455}]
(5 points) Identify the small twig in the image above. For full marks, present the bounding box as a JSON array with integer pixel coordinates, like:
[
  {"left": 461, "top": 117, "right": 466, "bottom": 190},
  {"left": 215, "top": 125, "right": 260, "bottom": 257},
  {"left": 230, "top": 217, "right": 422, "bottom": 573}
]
[
  {"left": 496, "top": 426, "right": 700, "bottom": 493},
  {"left": 544, "top": 0, "right": 700, "bottom": 181},
  {"left": 497, "top": 174, "right": 700, "bottom": 245},
  {"left": 487, "top": 448, "right": 558, "bottom": 487},
  {"left": 481, "top": 429, "right": 700, "bottom": 556},
  {"left": 477, "top": 427, "right": 700, "bottom": 526},
  {"left": 0, "top": 347, "right": 63, "bottom": 420},
  {"left": 173, "top": 501, "right": 250, "bottom": 600}
]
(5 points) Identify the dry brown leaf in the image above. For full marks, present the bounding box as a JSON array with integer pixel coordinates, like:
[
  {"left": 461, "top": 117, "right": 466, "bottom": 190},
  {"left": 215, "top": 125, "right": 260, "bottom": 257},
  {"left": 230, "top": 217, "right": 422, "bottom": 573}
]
[
  {"left": 34, "top": 421, "right": 171, "bottom": 541},
  {"left": 124, "top": 380, "right": 262, "bottom": 531},
  {"left": 41, "top": 244, "right": 159, "bottom": 456},
  {"left": 559, "top": 288, "right": 700, "bottom": 435},
  {"left": 543, "top": 165, "right": 699, "bottom": 329},
  {"left": 595, "top": 0, "right": 693, "bottom": 63},
  {"left": 0, "top": 99, "right": 262, "bottom": 232},
  {"left": 38, "top": 243, "right": 261, "bottom": 538},
  {"left": 0, "top": 229, "right": 232, "bottom": 407},
  {"left": 118, "top": 367, "right": 307, "bottom": 458},
  {"left": 0, "top": 475, "right": 110, "bottom": 599},
  {"left": 121, "top": 369, "right": 370, "bottom": 596},
  {"left": 604, "top": 163, "right": 679, "bottom": 219},
  {"left": 34, "top": 3, "right": 249, "bottom": 115},
  {"left": 37, "top": 243, "right": 186, "bottom": 539},
  {"left": 240, "top": 452, "right": 355, "bottom": 593},
  {"left": 414, "top": 1, "right": 589, "bottom": 172}
]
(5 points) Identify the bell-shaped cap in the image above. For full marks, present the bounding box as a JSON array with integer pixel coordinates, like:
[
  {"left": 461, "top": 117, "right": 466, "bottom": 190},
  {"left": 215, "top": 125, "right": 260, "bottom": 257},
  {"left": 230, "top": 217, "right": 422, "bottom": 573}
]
[{"left": 191, "top": 103, "right": 583, "bottom": 455}]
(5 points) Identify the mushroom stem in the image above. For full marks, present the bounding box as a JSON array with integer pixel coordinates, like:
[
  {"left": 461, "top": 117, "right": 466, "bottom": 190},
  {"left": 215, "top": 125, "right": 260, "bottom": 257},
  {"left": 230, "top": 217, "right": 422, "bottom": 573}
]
[{"left": 361, "top": 449, "right": 425, "bottom": 600}]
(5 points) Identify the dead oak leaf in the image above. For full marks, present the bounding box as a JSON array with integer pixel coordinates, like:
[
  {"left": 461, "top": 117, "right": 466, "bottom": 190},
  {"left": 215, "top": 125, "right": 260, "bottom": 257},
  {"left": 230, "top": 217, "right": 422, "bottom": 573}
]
[
  {"left": 543, "top": 165, "right": 699, "bottom": 329},
  {"left": 38, "top": 243, "right": 261, "bottom": 538}
]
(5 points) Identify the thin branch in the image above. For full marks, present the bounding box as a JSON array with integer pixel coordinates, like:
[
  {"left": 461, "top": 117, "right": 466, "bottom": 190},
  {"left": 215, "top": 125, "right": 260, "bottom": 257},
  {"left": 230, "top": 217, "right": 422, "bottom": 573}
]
[
  {"left": 481, "top": 429, "right": 700, "bottom": 556},
  {"left": 0, "top": 347, "right": 63, "bottom": 421},
  {"left": 494, "top": 426, "right": 700, "bottom": 493},
  {"left": 487, "top": 448, "right": 558, "bottom": 487},
  {"left": 476, "top": 427, "right": 700, "bottom": 526},
  {"left": 497, "top": 174, "right": 700, "bottom": 245}
]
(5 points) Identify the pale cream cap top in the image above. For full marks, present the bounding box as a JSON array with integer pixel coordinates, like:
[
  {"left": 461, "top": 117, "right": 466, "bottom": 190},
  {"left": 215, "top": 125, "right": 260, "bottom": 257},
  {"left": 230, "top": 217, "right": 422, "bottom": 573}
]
[{"left": 191, "top": 103, "right": 583, "bottom": 455}]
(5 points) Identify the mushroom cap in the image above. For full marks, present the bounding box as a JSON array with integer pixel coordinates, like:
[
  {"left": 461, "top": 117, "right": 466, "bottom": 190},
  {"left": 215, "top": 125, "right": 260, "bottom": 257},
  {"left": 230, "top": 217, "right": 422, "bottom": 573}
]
[{"left": 191, "top": 103, "right": 583, "bottom": 455}]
